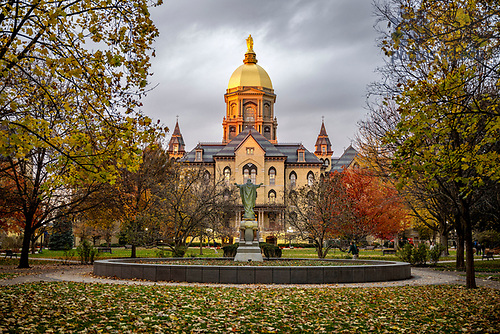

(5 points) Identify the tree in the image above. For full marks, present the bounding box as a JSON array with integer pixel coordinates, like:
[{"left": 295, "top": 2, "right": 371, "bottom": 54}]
[
  {"left": 286, "top": 173, "right": 353, "bottom": 258},
  {"left": 372, "top": 0, "right": 500, "bottom": 288},
  {"left": 48, "top": 218, "right": 74, "bottom": 250},
  {"left": 340, "top": 169, "right": 410, "bottom": 242},
  {"left": 1, "top": 0, "right": 162, "bottom": 268},
  {"left": 157, "top": 165, "right": 229, "bottom": 257},
  {"left": 114, "top": 144, "right": 170, "bottom": 258}
]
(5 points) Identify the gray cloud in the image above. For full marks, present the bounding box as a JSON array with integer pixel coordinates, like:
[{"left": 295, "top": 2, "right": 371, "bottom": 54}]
[{"left": 141, "top": 0, "right": 385, "bottom": 156}]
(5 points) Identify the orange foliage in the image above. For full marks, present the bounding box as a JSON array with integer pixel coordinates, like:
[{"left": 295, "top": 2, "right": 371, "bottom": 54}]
[{"left": 340, "top": 169, "right": 410, "bottom": 240}]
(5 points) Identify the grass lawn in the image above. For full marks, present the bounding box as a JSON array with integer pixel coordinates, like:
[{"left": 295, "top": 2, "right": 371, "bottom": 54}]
[{"left": 0, "top": 283, "right": 498, "bottom": 333}]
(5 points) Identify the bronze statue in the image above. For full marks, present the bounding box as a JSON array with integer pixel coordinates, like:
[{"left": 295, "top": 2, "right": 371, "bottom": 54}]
[{"left": 235, "top": 179, "right": 262, "bottom": 220}]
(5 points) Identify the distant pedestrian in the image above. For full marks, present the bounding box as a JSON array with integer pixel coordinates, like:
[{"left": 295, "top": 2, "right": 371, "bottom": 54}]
[
  {"left": 476, "top": 242, "right": 482, "bottom": 256},
  {"left": 348, "top": 241, "right": 359, "bottom": 259}
]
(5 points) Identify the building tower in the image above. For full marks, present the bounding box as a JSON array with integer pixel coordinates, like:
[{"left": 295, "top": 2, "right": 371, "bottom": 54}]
[
  {"left": 167, "top": 119, "right": 186, "bottom": 161},
  {"left": 222, "top": 35, "right": 278, "bottom": 144},
  {"left": 314, "top": 119, "right": 334, "bottom": 171}
]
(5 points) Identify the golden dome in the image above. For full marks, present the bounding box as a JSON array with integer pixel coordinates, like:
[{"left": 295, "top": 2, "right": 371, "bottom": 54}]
[
  {"left": 228, "top": 35, "right": 273, "bottom": 89},
  {"left": 228, "top": 63, "right": 273, "bottom": 89}
]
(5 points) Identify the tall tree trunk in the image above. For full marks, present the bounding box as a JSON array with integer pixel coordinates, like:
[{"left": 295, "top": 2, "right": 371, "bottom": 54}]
[
  {"left": 439, "top": 228, "right": 449, "bottom": 256},
  {"left": 462, "top": 205, "right": 476, "bottom": 289},
  {"left": 131, "top": 244, "right": 137, "bottom": 258},
  {"left": 19, "top": 220, "right": 33, "bottom": 268},
  {"left": 455, "top": 214, "right": 465, "bottom": 271}
]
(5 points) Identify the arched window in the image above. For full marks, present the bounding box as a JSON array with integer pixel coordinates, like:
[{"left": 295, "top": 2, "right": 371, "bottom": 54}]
[
  {"left": 245, "top": 106, "right": 255, "bottom": 123},
  {"left": 243, "top": 163, "right": 257, "bottom": 183},
  {"left": 289, "top": 171, "right": 297, "bottom": 188},
  {"left": 324, "top": 159, "right": 330, "bottom": 167},
  {"left": 251, "top": 169, "right": 257, "bottom": 184},
  {"left": 268, "top": 190, "right": 276, "bottom": 204},
  {"left": 268, "top": 167, "right": 276, "bottom": 186},
  {"left": 223, "top": 167, "right": 231, "bottom": 185},
  {"left": 307, "top": 171, "right": 314, "bottom": 186},
  {"left": 203, "top": 171, "right": 211, "bottom": 183}
]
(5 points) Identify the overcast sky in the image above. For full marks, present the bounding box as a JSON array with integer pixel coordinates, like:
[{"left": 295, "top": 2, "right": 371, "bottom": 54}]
[{"left": 141, "top": 0, "right": 385, "bottom": 157}]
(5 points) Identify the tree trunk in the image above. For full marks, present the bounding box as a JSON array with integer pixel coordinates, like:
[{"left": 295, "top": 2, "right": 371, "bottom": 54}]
[
  {"left": 455, "top": 214, "right": 465, "bottom": 271},
  {"left": 131, "top": 244, "right": 137, "bottom": 258},
  {"left": 439, "top": 229, "right": 449, "bottom": 256},
  {"left": 19, "top": 221, "right": 33, "bottom": 269},
  {"left": 462, "top": 207, "right": 476, "bottom": 289}
]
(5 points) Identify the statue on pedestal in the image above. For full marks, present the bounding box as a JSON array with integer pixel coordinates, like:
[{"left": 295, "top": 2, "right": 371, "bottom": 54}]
[
  {"left": 235, "top": 179, "right": 262, "bottom": 220},
  {"left": 234, "top": 179, "right": 263, "bottom": 261}
]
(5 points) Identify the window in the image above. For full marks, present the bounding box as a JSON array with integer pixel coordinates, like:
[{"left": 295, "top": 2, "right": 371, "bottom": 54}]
[
  {"left": 298, "top": 151, "right": 305, "bottom": 162},
  {"left": 268, "top": 190, "right": 276, "bottom": 204},
  {"left": 243, "top": 163, "right": 257, "bottom": 183},
  {"left": 324, "top": 159, "right": 330, "bottom": 166},
  {"left": 307, "top": 172, "right": 314, "bottom": 186},
  {"left": 195, "top": 150, "right": 202, "bottom": 162},
  {"left": 322, "top": 145, "right": 326, "bottom": 154},
  {"left": 174, "top": 144, "right": 178, "bottom": 153},
  {"left": 268, "top": 167, "right": 276, "bottom": 185},
  {"left": 245, "top": 107, "right": 255, "bottom": 123},
  {"left": 223, "top": 167, "right": 231, "bottom": 185},
  {"left": 289, "top": 172, "right": 297, "bottom": 188},
  {"left": 246, "top": 147, "right": 254, "bottom": 155}
]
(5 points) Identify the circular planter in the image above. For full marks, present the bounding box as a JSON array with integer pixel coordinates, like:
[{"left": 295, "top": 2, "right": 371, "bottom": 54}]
[{"left": 93, "top": 258, "right": 411, "bottom": 284}]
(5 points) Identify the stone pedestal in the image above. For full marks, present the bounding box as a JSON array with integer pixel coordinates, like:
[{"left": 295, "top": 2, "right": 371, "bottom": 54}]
[{"left": 234, "top": 220, "right": 263, "bottom": 262}]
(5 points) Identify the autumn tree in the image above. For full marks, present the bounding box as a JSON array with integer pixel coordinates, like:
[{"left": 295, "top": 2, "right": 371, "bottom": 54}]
[
  {"left": 371, "top": 0, "right": 500, "bottom": 288},
  {"left": 157, "top": 165, "right": 230, "bottom": 257},
  {"left": 1, "top": 0, "right": 162, "bottom": 268},
  {"left": 286, "top": 173, "right": 353, "bottom": 258},
  {"left": 113, "top": 144, "right": 170, "bottom": 258},
  {"left": 340, "top": 169, "right": 410, "bottom": 242}
]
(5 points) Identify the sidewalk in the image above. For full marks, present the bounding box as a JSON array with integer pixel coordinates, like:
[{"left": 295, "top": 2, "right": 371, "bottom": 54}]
[{"left": 2, "top": 265, "right": 499, "bottom": 289}]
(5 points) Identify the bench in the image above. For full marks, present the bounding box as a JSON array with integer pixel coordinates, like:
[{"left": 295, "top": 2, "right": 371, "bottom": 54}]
[
  {"left": 482, "top": 251, "right": 494, "bottom": 260},
  {"left": 97, "top": 247, "right": 112, "bottom": 253},
  {"left": 383, "top": 249, "right": 397, "bottom": 255},
  {"left": 3, "top": 250, "right": 17, "bottom": 258}
]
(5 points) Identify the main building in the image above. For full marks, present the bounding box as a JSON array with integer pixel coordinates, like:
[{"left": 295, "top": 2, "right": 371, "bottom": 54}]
[{"left": 167, "top": 36, "right": 357, "bottom": 244}]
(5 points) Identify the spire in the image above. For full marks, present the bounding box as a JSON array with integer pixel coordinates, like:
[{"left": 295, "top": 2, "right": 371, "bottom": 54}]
[
  {"left": 243, "top": 34, "right": 258, "bottom": 64},
  {"left": 314, "top": 119, "right": 333, "bottom": 156},
  {"left": 167, "top": 119, "right": 186, "bottom": 160}
]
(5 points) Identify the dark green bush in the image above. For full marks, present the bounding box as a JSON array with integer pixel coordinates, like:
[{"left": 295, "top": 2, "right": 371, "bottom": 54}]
[
  {"left": 222, "top": 244, "right": 238, "bottom": 257},
  {"left": 76, "top": 240, "right": 98, "bottom": 264},
  {"left": 260, "top": 243, "right": 282, "bottom": 258},
  {"left": 397, "top": 243, "right": 429, "bottom": 266},
  {"left": 429, "top": 244, "right": 446, "bottom": 265}
]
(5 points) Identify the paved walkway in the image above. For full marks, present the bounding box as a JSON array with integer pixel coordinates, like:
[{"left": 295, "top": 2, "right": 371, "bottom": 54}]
[{"left": 2, "top": 265, "right": 499, "bottom": 289}]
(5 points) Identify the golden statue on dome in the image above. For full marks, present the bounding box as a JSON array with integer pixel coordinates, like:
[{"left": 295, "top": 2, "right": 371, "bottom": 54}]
[{"left": 246, "top": 34, "right": 254, "bottom": 52}]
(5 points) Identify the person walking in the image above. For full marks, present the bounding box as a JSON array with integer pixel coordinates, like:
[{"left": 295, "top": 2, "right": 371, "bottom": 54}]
[{"left": 348, "top": 241, "right": 359, "bottom": 259}]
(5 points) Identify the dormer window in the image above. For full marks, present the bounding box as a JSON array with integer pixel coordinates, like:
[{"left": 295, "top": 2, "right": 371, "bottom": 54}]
[
  {"left": 246, "top": 147, "right": 254, "bottom": 155},
  {"left": 297, "top": 150, "right": 305, "bottom": 162},
  {"left": 195, "top": 148, "right": 203, "bottom": 162}
]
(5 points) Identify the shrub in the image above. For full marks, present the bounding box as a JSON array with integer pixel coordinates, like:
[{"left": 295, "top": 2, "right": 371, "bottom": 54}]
[
  {"left": 155, "top": 248, "right": 170, "bottom": 258},
  {"left": 397, "top": 243, "right": 429, "bottom": 266},
  {"left": 397, "top": 244, "right": 414, "bottom": 264},
  {"left": 76, "top": 240, "right": 98, "bottom": 264},
  {"left": 222, "top": 244, "right": 238, "bottom": 257},
  {"left": 172, "top": 245, "right": 187, "bottom": 257},
  {"left": 260, "top": 243, "right": 282, "bottom": 259},
  {"left": 429, "top": 244, "right": 446, "bottom": 265},
  {"left": 413, "top": 243, "right": 429, "bottom": 265}
]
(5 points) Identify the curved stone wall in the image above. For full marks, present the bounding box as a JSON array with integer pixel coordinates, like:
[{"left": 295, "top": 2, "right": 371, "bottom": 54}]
[{"left": 93, "top": 258, "right": 411, "bottom": 284}]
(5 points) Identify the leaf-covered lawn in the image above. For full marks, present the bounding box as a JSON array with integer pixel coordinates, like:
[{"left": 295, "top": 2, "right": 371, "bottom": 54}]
[{"left": 1, "top": 283, "right": 498, "bottom": 333}]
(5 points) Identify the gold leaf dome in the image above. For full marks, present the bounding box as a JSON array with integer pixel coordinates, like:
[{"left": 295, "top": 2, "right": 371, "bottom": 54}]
[
  {"left": 227, "top": 35, "right": 273, "bottom": 89},
  {"left": 228, "top": 64, "right": 273, "bottom": 89}
]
